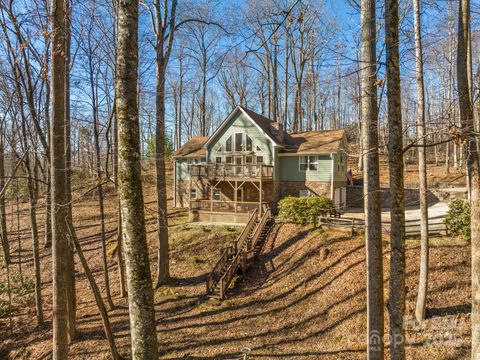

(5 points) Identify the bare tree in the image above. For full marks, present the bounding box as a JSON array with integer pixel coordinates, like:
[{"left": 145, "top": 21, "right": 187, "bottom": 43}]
[
  {"left": 413, "top": 0, "right": 429, "bottom": 323},
  {"left": 361, "top": 0, "right": 384, "bottom": 357},
  {"left": 50, "top": 0, "right": 70, "bottom": 356},
  {"left": 116, "top": 0, "right": 158, "bottom": 357},
  {"left": 457, "top": 0, "right": 480, "bottom": 358},
  {"left": 386, "top": 0, "right": 405, "bottom": 358}
]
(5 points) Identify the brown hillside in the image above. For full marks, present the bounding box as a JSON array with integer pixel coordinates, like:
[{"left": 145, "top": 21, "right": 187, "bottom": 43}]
[{"left": 0, "top": 166, "right": 471, "bottom": 359}]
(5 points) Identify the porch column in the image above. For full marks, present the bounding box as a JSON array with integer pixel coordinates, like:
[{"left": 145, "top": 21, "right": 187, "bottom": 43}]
[
  {"left": 234, "top": 180, "right": 237, "bottom": 213},
  {"left": 259, "top": 179, "right": 263, "bottom": 215},
  {"left": 210, "top": 184, "right": 213, "bottom": 212}
]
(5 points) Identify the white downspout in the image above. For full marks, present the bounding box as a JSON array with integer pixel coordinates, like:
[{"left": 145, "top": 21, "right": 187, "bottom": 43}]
[
  {"left": 173, "top": 159, "right": 176, "bottom": 208},
  {"left": 330, "top": 153, "right": 334, "bottom": 202}
]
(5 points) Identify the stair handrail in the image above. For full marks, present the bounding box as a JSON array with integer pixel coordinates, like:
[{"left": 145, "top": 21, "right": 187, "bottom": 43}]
[
  {"left": 217, "top": 209, "right": 272, "bottom": 299},
  {"left": 206, "top": 209, "right": 257, "bottom": 295},
  {"left": 206, "top": 245, "right": 233, "bottom": 294},
  {"left": 247, "top": 208, "right": 271, "bottom": 253},
  {"left": 234, "top": 208, "right": 258, "bottom": 254}
]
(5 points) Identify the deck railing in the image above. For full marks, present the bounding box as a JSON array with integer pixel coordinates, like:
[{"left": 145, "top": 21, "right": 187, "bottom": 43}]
[
  {"left": 207, "top": 208, "right": 272, "bottom": 299},
  {"left": 189, "top": 163, "right": 273, "bottom": 179},
  {"left": 190, "top": 200, "right": 269, "bottom": 213},
  {"left": 206, "top": 209, "right": 258, "bottom": 296}
]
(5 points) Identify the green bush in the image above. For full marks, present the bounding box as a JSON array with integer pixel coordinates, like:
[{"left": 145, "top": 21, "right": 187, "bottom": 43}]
[
  {"left": 278, "top": 195, "right": 334, "bottom": 226},
  {"left": 445, "top": 199, "right": 471, "bottom": 241}
]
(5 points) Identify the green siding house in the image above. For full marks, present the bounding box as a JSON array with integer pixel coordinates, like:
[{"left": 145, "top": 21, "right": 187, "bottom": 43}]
[{"left": 173, "top": 106, "right": 347, "bottom": 223}]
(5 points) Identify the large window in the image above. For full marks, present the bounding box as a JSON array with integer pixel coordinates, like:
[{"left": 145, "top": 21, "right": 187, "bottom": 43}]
[
  {"left": 246, "top": 135, "right": 253, "bottom": 151},
  {"left": 235, "top": 133, "right": 243, "bottom": 151},
  {"left": 215, "top": 157, "right": 222, "bottom": 164},
  {"left": 226, "top": 136, "right": 232, "bottom": 152},
  {"left": 299, "top": 156, "right": 318, "bottom": 171}
]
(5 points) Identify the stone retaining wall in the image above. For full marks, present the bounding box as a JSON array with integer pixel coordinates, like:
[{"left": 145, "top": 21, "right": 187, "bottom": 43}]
[{"left": 346, "top": 185, "right": 439, "bottom": 209}]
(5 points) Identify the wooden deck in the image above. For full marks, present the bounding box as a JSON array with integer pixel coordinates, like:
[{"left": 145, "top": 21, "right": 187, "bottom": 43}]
[{"left": 189, "top": 163, "right": 274, "bottom": 180}]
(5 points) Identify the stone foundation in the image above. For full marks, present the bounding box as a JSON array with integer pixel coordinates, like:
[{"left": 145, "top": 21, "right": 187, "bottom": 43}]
[{"left": 279, "top": 181, "right": 332, "bottom": 199}]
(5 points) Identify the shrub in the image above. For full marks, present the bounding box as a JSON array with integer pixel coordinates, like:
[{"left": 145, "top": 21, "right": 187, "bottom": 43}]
[
  {"left": 445, "top": 199, "right": 471, "bottom": 241},
  {"left": 278, "top": 195, "right": 334, "bottom": 226}
]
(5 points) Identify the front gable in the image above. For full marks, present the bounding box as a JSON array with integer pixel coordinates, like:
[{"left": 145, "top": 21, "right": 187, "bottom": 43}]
[{"left": 206, "top": 109, "right": 275, "bottom": 165}]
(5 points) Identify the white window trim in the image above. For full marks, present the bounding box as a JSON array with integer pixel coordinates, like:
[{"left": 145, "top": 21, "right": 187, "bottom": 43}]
[
  {"left": 299, "top": 156, "right": 318, "bottom": 172},
  {"left": 225, "top": 135, "right": 233, "bottom": 152},
  {"left": 245, "top": 134, "right": 253, "bottom": 152},
  {"left": 234, "top": 132, "right": 244, "bottom": 152}
]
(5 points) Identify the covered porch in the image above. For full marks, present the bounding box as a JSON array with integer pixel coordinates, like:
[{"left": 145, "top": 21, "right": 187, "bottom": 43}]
[{"left": 188, "top": 178, "right": 274, "bottom": 224}]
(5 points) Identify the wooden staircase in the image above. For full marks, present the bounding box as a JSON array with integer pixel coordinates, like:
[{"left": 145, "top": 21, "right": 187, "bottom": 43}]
[{"left": 206, "top": 208, "right": 273, "bottom": 300}]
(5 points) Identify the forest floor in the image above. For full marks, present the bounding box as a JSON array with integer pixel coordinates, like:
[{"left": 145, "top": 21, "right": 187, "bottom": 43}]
[{"left": 0, "top": 163, "right": 471, "bottom": 359}]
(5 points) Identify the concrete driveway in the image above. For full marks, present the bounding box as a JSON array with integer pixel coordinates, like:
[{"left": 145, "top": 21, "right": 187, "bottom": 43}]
[{"left": 343, "top": 202, "right": 450, "bottom": 234}]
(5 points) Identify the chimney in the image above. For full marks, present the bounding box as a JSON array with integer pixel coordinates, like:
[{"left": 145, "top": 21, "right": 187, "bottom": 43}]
[{"left": 271, "top": 121, "right": 285, "bottom": 144}]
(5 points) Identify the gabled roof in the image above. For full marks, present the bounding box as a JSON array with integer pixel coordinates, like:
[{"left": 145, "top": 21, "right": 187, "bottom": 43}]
[
  {"left": 172, "top": 107, "right": 346, "bottom": 158},
  {"left": 204, "top": 106, "right": 282, "bottom": 148},
  {"left": 173, "top": 136, "right": 208, "bottom": 158},
  {"left": 237, "top": 106, "right": 283, "bottom": 145},
  {"left": 281, "top": 129, "right": 346, "bottom": 154}
]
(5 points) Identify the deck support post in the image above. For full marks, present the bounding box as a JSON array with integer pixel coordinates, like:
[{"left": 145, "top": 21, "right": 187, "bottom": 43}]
[
  {"left": 210, "top": 184, "right": 213, "bottom": 212},
  {"left": 259, "top": 179, "right": 263, "bottom": 216},
  {"left": 234, "top": 180, "right": 238, "bottom": 213}
]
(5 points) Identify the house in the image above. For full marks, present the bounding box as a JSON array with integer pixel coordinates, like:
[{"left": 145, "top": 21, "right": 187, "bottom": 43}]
[{"left": 173, "top": 106, "right": 348, "bottom": 223}]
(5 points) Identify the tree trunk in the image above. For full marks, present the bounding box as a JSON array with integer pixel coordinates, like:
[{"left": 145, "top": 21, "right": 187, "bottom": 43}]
[
  {"left": 413, "top": 0, "right": 429, "bottom": 324},
  {"left": 44, "top": 174, "right": 52, "bottom": 248},
  {"left": 19, "top": 111, "right": 44, "bottom": 327},
  {"left": 155, "top": 64, "right": 171, "bottom": 287},
  {"left": 386, "top": 1, "right": 405, "bottom": 358},
  {"left": 50, "top": 0, "right": 70, "bottom": 356},
  {"left": 361, "top": 0, "right": 384, "bottom": 358},
  {"left": 116, "top": 0, "right": 158, "bottom": 358},
  {"left": 89, "top": 37, "right": 114, "bottom": 310},
  {"left": 457, "top": 1, "right": 480, "bottom": 358},
  {"left": 67, "top": 223, "right": 122, "bottom": 360},
  {"left": 64, "top": 0, "right": 76, "bottom": 341},
  {"left": 112, "top": 0, "right": 127, "bottom": 299},
  {"left": 0, "top": 130, "right": 10, "bottom": 266}
]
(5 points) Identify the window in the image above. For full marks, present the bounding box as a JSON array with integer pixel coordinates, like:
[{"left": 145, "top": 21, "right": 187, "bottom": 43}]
[
  {"left": 190, "top": 188, "right": 197, "bottom": 199},
  {"left": 215, "top": 144, "right": 222, "bottom": 152},
  {"left": 256, "top": 145, "right": 262, "bottom": 151},
  {"left": 216, "top": 157, "right": 222, "bottom": 164},
  {"left": 236, "top": 188, "right": 243, "bottom": 201},
  {"left": 256, "top": 156, "right": 263, "bottom": 163},
  {"left": 299, "top": 189, "right": 310, "bottom": 197},
  {"left": 246, "top": 135, "right": 253, "bottom": 151},
  {"left": 226, "top": 136, "right": 232, "bottom": 152},
  {"left": 235, "top": 133, "right": 243, "bottom": 151},
  {"left": 225, "top": 156, "right": 232, "bottom": 164},
  {"left": 200, "top": 157, "right": 206, "bottom": 163},
  {"left": 299, "top": 156, "right": 318, "bottom": 171},
  {"left": 213, "top": 189, "right": 221, "bottom": 201},
  {"left": 245, "top": 155, "right": 253, "bottom": 164}
]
